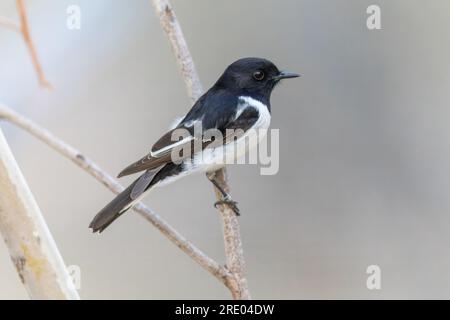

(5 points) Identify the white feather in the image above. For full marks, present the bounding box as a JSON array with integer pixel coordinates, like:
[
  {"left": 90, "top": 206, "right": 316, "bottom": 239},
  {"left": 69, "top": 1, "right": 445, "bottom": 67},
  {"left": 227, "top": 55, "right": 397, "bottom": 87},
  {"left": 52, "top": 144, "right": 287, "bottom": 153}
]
[{"left": 151, "top": 117, "right": 200, "bottom": 157}]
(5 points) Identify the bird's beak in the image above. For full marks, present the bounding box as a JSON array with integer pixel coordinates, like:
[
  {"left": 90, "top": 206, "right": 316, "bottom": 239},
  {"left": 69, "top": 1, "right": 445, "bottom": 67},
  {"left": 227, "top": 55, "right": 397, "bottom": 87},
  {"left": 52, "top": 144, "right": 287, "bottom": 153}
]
[
  {"left": 274, "top": 71, "right": 300, "bottom": 80},
  {"left": 275, "top": 71, "right": 300, "bottom": 80}
]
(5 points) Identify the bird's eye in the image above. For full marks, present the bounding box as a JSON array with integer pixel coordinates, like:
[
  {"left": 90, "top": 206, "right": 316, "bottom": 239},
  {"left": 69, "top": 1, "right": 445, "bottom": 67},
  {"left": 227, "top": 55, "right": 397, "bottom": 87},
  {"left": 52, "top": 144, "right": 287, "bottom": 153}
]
[{"left": 253, "top": 70, "right": 265, "bottom": 81}]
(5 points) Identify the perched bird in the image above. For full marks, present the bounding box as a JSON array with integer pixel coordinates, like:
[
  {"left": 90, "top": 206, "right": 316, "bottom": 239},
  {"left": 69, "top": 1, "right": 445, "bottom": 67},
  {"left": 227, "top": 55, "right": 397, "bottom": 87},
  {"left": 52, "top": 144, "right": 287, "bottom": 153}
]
[{"left": 90, "top": 57, "right": 299, "bottom": 232}]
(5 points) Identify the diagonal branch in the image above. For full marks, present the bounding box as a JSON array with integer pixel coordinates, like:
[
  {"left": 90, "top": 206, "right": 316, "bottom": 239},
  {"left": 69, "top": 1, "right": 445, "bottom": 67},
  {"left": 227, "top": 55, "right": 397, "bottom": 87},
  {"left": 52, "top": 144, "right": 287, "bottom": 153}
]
[
  {"left": 151, "top": 0, "right": 251, "bottom": 299},
  {"left": 0, "top": 103, "right": 235, "bottom": 291},
  {"left": 16, "top": 0, "right": 52, "bottom": 89},
  {"left": 0, "top": 126, "right": 80, "bottom": 299},
  {"left": 149, "top": 2, "right": 203, "bottom": 103}
]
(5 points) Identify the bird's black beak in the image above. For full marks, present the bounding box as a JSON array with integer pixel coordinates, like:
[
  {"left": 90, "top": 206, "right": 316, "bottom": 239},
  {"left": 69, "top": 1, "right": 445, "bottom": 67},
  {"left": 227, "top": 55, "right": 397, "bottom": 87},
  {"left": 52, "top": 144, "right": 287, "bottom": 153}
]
[{"left": 274, "top": 71, "right": 300, "bottom": 80}]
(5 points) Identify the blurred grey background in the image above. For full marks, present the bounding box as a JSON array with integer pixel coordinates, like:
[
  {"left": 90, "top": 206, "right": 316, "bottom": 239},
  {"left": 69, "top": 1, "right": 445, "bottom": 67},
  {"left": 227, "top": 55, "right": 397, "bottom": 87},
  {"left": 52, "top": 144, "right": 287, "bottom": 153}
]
[{"left": 1, "top": 0, "right": 450, "bottom": 299}]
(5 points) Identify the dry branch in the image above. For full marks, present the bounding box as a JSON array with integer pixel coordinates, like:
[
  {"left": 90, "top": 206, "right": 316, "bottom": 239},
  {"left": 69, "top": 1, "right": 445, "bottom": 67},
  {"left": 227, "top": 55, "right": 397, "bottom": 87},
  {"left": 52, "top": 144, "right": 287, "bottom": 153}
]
[
  {"left": 150, "top": 0, "right": 203, "bottom": 103},
  {"left": 151, "top": 0, "right": 251, "bottom": 299},
  {"left": 16, "top": 0, "right": 52, "bottom": 89},
  {"left": 0, "top": 2, "right": 74, "bottom": 300},
  {"left": 0, "top": 127, "right": 79, "bottom": 299}
]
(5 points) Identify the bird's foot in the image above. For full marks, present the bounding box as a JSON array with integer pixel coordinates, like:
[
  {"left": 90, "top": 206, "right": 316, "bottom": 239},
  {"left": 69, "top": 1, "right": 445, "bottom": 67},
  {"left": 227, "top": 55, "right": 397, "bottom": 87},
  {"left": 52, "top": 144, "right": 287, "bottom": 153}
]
[{"left": 214, "top": 195, "right": 240, "bottom": 216}]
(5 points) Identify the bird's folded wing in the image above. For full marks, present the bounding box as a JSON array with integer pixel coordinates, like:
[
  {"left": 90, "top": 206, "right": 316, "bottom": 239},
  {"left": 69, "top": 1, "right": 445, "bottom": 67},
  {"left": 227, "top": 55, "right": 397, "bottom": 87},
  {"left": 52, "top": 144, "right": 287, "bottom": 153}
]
[
  {"left": 117, "top": 106, "right": 260, "bottom": 178},
  {"left": 117, "top": 136, "right": 217, "bottom": 178},
  {"left": 150, "top": 127, "right": 195, "bottom": 157},
  {"left": 117, "top": 152, "right": 173, "bottom": 178},
  {"left": 117, "top": 126, "right": 197, "bottom": 178}
]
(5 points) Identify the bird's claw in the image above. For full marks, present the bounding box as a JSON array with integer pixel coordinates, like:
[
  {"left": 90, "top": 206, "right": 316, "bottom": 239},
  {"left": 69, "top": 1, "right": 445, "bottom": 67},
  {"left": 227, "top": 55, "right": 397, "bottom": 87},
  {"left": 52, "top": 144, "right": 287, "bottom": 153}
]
[{"left": 214, "top": 197, "right": 240, "bottom": 216}]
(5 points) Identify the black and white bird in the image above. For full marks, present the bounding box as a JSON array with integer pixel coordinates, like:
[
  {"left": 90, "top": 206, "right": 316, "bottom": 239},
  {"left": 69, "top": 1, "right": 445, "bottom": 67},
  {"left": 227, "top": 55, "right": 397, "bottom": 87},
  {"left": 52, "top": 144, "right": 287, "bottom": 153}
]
[{"left": 90, "top": 57, "right": 299, "bottom": 233}]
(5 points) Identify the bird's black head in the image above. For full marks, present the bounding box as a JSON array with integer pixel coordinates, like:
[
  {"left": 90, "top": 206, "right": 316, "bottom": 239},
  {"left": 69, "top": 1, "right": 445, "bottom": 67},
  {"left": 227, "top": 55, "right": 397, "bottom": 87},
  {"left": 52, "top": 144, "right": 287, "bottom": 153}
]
[{"left": 214, "top": 57, "right": 299, "bottom": 104}]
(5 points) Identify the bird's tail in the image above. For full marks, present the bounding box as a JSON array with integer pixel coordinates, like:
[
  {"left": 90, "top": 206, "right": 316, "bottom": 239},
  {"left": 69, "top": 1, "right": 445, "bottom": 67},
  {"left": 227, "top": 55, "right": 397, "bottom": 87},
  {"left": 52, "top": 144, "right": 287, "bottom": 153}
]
[
  {"left": 90, "top": 165, "right": 172, "bottom": 233},
  {"left": 89, "top": 180, "right": 140, "bottom": 233}
]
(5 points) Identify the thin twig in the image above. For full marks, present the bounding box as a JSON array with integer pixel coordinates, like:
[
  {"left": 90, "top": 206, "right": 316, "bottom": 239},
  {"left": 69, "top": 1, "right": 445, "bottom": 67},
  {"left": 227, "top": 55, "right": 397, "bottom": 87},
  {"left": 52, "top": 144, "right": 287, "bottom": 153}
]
[
  {"left": 0, "top": 16, "right": 20, "bottom": 32},
  {"left": 210, "top": 170, "right": 251, "bottom": 299},
  {"left": 150, "top": 1, "right": 203, "bottom": 103},
  {"left": 16, "top": 0, "right": 52, "bottom": 90},
  {"left": 0, "top": 103, "right": 235, "bottom": 290},
  {"left": 151, "top": 0, "right": 251, "bottom": 299}
]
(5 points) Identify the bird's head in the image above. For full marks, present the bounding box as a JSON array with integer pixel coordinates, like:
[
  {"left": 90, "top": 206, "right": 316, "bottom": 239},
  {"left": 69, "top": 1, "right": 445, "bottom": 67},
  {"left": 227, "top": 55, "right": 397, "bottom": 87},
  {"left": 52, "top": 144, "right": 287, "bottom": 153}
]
[{"left": 215, "top": 57, "right": 299, "bottom": 102}]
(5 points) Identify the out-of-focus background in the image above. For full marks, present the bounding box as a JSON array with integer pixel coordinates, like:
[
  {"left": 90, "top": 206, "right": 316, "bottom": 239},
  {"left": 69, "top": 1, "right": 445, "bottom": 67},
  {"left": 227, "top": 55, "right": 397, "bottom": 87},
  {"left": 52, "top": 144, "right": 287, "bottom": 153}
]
[{"left": 1, "top": 0, "right": 450, "bottom": 299}]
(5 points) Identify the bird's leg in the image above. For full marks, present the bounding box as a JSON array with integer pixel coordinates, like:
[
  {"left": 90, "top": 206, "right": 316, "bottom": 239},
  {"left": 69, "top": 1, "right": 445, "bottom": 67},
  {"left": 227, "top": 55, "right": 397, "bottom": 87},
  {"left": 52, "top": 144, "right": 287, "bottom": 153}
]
[{"left": 206, "top": 171, "right": 240, "bottom": 216}]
